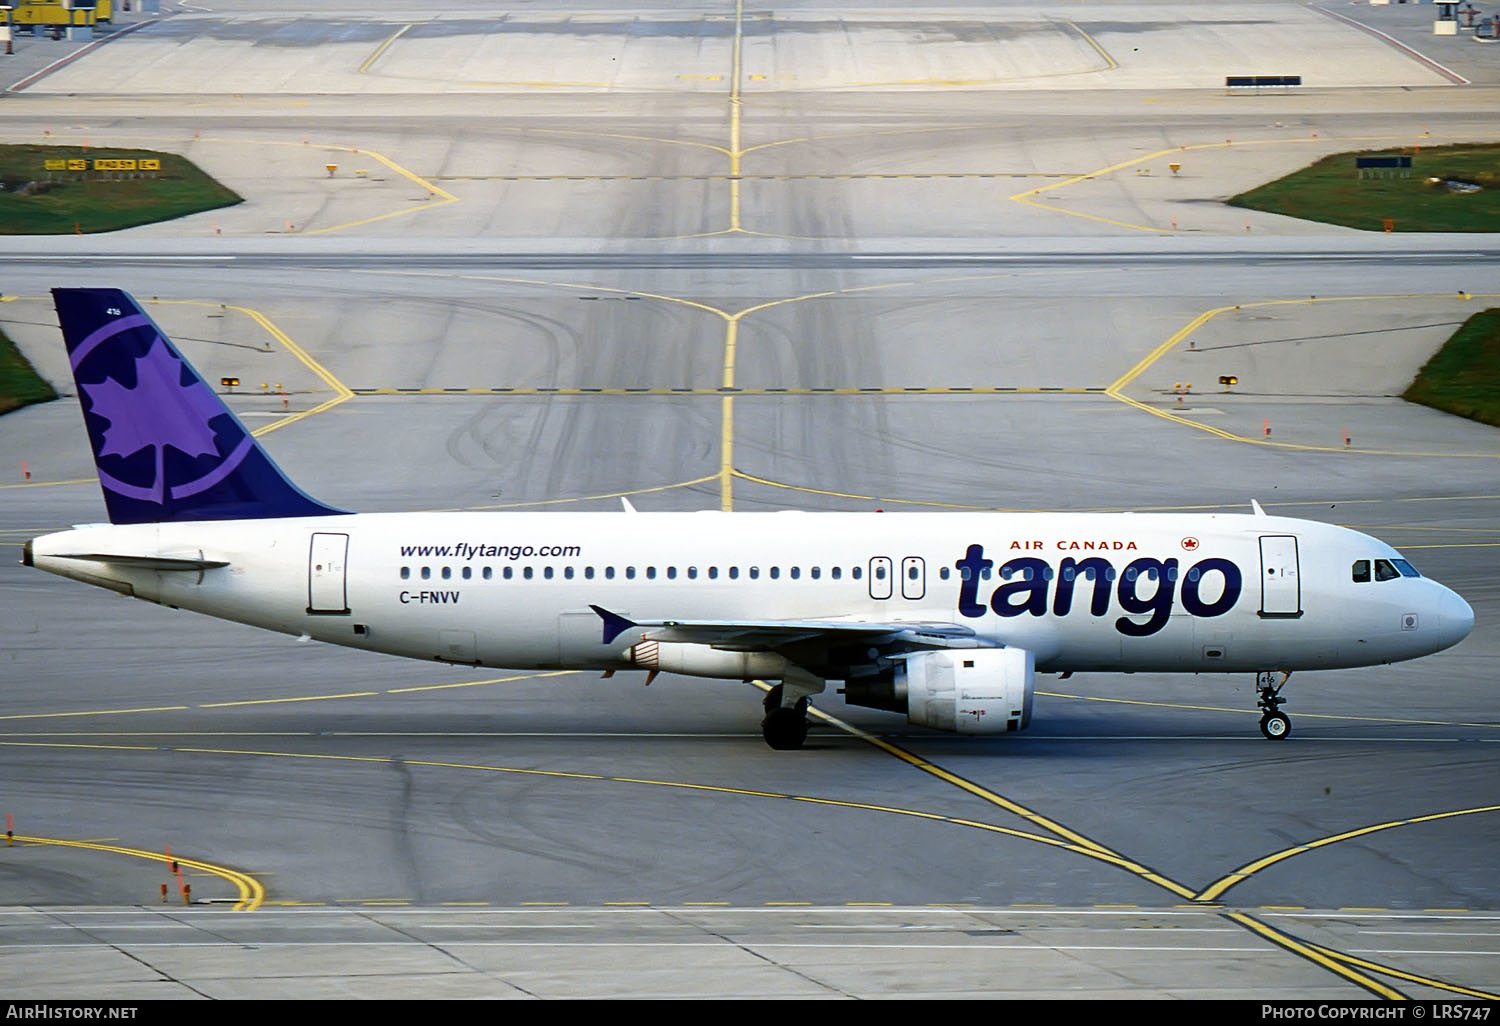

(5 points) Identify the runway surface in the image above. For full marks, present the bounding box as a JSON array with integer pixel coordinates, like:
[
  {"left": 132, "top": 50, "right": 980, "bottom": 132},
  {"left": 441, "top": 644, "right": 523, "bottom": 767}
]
[{"left": 0, "top": 0, "right": 1498, "bottom": 1000}]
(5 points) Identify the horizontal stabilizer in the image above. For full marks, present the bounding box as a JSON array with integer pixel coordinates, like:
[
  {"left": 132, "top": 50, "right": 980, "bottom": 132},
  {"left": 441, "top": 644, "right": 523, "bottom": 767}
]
[{"left": 49, "top": 552, "right": 230, "bottom": 571}]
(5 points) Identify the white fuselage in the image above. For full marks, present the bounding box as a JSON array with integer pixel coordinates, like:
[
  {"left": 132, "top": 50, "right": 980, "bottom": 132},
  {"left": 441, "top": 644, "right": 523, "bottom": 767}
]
[{"left": 28, "top": 510, "right": 1474, "bottom": 678}]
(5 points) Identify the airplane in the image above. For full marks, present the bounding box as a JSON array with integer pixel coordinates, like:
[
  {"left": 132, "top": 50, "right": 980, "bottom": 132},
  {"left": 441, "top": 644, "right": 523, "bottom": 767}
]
[{"left": 22, "top": 288, "right": 1475, "bottom": 749}]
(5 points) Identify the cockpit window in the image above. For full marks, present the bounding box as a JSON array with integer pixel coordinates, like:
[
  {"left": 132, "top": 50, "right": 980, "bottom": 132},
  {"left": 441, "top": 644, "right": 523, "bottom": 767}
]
[
  {"left": 1391, "top": 559, "right": 1421, "bottom": 578},
  {"left": 1352, "top": 560, "right": 1370, "bottom": 583},
  {"left": 1373, "top": 559, "right": 1401, "bottom": 582}
]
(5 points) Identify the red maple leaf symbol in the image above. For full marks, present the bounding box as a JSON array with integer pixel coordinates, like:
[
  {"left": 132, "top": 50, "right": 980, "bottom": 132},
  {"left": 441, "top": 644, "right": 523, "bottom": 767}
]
[{"left": 1181, "top": 537, "right": 1200, "bottom": 551}]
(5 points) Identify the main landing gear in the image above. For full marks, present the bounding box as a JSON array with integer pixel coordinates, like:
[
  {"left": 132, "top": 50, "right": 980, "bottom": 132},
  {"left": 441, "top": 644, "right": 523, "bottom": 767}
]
[
  {"left": 761, "top": 684, "right": 810, "bottom": 750},
  {"left": 1256, "top": 670, "right": 1293, "bottom": 740}
]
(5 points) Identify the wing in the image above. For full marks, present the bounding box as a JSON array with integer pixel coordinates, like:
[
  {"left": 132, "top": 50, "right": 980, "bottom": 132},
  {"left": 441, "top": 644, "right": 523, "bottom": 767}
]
[{"left": 589, "top": 605, "right": 983, "bottom": 652}]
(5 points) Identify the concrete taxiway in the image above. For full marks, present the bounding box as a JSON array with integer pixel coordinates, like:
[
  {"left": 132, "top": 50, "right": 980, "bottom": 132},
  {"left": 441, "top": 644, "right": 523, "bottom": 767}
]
[{"left": 0, "top": 0, "right": 1498, "bottom": 1000}]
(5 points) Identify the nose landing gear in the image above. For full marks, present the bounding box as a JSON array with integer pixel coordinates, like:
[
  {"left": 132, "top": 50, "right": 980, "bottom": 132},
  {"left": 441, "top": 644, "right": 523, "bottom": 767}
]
[{"left": 1256, "top": 670, "right": 1293, "bottom": 740}]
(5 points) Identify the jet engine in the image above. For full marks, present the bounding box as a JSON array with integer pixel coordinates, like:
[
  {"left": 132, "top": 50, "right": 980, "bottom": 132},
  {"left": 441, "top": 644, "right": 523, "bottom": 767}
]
[{"left": 845, "top": 649, "right": 1034, "bottom": 735}]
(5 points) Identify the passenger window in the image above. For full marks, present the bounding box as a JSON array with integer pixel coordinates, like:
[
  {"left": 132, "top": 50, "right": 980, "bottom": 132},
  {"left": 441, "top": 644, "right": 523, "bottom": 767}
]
[
  {"left": 938, "top": 567, "right": 949, "bottom": 581},
  {"left": 585, "top": 567, "right": 595, "bottom": 579},
  {"left": 1352, "top": 560, "right": 1370, "bottom": 583},
  {"left": 544, "top": 567, "right": 554, "bottom": 580},
  {"left": 790, "top": 567, "right": 800, "bottom": 580},
  {"left": 421, "top": 567, "right": 431, "bottom": 580},
  {"left": 769, "top": 567, "right": 780, "bottom": 580},
  {"left": 523, "top": 567, "right": 534, "bottom": 580},
  {"left": 729, "top": 567, "right": 739, "bottom": 580},
  {"left": 483, "top": 567, "right": 493, "bottom": 580},
  {"left": 708, "top": 567, "right": 718, "bottom": 580},
  {"left": 749, "top": 567, "right": 760, "bottom": 580},
  {"left": 688, "top": 567, "right": 698, "bottom": 580},
  {"left": 1374, "top": 559, "right": 1400, "bottom": 582},
  {"left": 564, "top": 567, "right": 574, "bottom": 580},
  {"left": 462, "top": 567, "right": 472, "bottom": 580},
  {"left": 504, "top": 567, "right": 513, "bottom": 580},
  {"left": 400, "top": 566, "right": 410, "bottom": 580},
  {"left": 831, "top": 567, "right": 841, "bottom": 580},
  {"left": 441, "top": 567, "right": 452, "bottom": 580},
  {"left": 667, "top": 567, "right": 677, "bottom": 580},
  {"left": 605, "top": 567, "right": 615, "bottom": 580},
  {"left": 626, "top": 567, "right": 637, "bottom": 580},
  {"left": 646, "top": 567, "right": 656, "bottom": 580},
  {"left": 852, "top": 567, "right": 862, "bottom": 580}
]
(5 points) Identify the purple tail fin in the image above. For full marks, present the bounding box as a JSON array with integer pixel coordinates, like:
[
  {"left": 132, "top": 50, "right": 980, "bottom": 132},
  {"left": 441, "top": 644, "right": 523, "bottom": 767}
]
[{"left": 54, "top": 288, "right": 345, "bottom": 524}]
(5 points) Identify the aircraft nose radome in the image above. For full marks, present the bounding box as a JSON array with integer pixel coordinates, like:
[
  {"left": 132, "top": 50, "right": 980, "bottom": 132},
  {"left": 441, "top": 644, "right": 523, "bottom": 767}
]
[{"left": 1440, "top": 589, "right": 1475, "bottom": 648}]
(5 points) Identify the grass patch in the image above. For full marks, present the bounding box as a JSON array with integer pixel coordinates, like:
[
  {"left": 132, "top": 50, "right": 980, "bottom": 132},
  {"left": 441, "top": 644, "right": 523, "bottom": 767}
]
[
  {"left": 1404, "top": 308, "right": 1500, "bottom": 428},
  {"left": 1230, "top": 143, "right": 1500, "bottom": 232},
  {"left": 0, "top": 144, "right": 240, "bottom": 234},
  {"left": 0, "top": 326, "right": 58, "bottom": 416}
]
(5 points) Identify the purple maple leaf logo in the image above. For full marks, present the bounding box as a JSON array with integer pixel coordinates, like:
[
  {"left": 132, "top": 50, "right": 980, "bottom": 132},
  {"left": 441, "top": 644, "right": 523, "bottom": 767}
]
[{"left": 82, "top": 338, "right": 227, "bottom": 505}]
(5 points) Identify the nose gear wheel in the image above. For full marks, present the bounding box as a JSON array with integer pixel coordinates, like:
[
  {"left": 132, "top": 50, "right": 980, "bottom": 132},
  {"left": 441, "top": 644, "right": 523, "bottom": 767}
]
[{"left": 1256, "top": 670, "right": 1293, "bottom": 741}]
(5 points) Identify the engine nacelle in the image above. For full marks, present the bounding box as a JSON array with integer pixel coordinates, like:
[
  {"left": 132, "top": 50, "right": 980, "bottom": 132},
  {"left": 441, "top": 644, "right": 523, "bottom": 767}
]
[
  {"left": 628, "top": 640, "right": 789, "bottom": 681},
  {"left": 898, "top": 649, "right": 1034, "bottom": 735}
]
